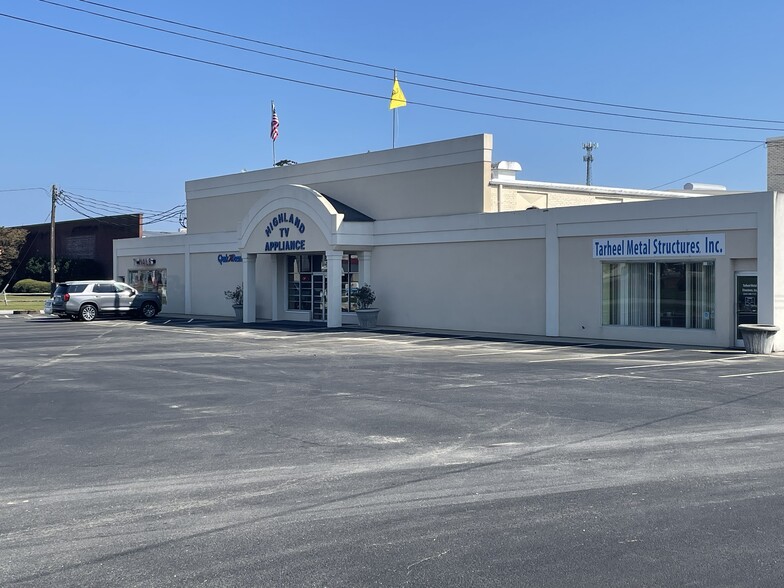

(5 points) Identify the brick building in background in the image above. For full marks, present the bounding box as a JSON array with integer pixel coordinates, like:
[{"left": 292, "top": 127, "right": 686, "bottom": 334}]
[{"left": 6, "top": 214, "right": 142, "bottom": 286}]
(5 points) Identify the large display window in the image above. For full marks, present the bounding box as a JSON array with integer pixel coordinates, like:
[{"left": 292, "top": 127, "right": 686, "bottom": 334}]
[
  {"left": 128, "top": 269, "right": 167, "bottom": 304},
  {"left": 602, "top": 261, "right": 714, "bottom": 329}
]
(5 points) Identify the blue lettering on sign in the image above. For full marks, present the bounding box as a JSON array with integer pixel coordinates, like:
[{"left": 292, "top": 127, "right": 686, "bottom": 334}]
[
  {"left": 264, "top": 240, "right": 306, "bottom": 252},
  {"left": 705, "top": 237, "right": 723, "bottom": 254},
  {"left": 264, "top": 211, "right": 306, "bottom": 238},
  {"left": 593, "top": 234, "right": 725, "bottom": 258},
  {"left": 593, "top": 240, "right": 624, "bottom": 257},
  {"left": 217, "top": 253, "right": 243, "bottom": 265}
]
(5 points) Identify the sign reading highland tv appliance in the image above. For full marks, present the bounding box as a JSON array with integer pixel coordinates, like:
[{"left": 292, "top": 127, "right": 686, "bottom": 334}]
[
  {"left": 592, "top": 233, "right": 725, "bottom": 259},
  {"left": 264, "top": 211, "right": 307, "bottom": 252}
]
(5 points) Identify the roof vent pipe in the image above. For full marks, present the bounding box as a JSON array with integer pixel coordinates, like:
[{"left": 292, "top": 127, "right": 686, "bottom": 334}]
[{"left": 683, "top": 182, "right": 727, "bottom": 191}]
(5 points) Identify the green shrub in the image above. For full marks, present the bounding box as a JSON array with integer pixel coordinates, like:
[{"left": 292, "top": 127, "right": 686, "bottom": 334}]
[
  {"left": 355, "top": 284, "right": 376, "bottom": 309},
  {"left": 12, "top": 279, "right": 51, "bottom": 293}
]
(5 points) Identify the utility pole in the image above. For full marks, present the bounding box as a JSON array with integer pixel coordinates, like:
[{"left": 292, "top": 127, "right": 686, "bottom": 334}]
[
  {"left": 49, "top": 185, "right": 60, "bottom": 295},
  {"left": 583, "top": 142, "right": 598, "bottom": 186}
]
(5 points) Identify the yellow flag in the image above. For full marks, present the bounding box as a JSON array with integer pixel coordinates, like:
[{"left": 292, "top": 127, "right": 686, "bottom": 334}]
[{"left": 389, "top": 75, "right": 407, "bottom": 109}]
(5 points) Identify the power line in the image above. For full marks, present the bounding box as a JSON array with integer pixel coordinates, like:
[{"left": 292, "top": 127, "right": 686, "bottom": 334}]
[
  {"left": 34, "top": 0, "right": 784, "bottom": 133},
  {"left": 58, "top": 191, "right": 185, "bottom": 226},
  {"left": 0, "top": 12, "right": 766, "bottom": 144},
  {"left": 58, "top": 196, "right": 183, "bottom": 226},
  {"left": 60, "top": 196, "right": 185, "bottom": 226},
  {"left": 649, "top": 144, "right": 765, "bottom": 190},
  {"left": 0, "top": 187, "right": 49, "bottom": 194},
  {"left": 72, "top": 0, "right": 784, "bottom": 126},
  {"left": 65, "top": 186, "right": 138, "bottom": 193},
  {"left": 61, "top": 190, "right": 181, "bottom": 216}
]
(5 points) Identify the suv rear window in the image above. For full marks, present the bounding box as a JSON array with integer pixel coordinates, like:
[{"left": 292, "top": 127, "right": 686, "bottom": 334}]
[{"left": 55, "top": 284, "right": 88, "bottom": 295}]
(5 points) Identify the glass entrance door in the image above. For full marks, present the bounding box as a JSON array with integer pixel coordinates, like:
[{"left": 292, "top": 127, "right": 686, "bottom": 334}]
[
  {"left": 735, "top": 273, "right": 758, "bottom": 346},
  {"left": 286, "top": 255, "right": 330, "bottom": 322},
  {"left": 312, "top": 273, "right": 327, "bottom": 321}
]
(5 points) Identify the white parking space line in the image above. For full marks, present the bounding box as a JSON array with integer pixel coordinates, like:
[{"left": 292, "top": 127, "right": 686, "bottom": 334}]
[
  {"left": 719, "top": 369, "right": 784, "bottom": 378},
  {"left": 456, "top": 348, "right": 556, "bottom": 358},
  {"left": 455, "top": 343, "right": 600, "bottom": 358},
  {"left": 615, "top": 355, "right": 751, "bottom": 370},
  {"left": 530, "top": 348, "right": 670, "bottom": 363}
]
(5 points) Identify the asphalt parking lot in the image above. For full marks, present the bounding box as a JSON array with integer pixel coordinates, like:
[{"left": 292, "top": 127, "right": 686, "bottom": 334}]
[{"left": 2, "top": 314, "right": 783, "bottom": 587}]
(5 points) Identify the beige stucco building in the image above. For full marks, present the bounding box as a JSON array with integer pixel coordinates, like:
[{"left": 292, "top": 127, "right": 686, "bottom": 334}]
[{"left": 114, "top": 134, "right": 784, "bottom": 350}]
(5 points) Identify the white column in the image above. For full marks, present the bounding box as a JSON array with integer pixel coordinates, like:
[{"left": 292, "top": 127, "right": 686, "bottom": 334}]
[
  {"left": 326, "top": 250, "right": 343, "bottom": 328},
  {"left": 545, "top": 218, "right": 559, "bottom": 337},
  {"left": 757, "top": 194, "right": 783, "bottom": 351},
  {"left": 360, "top": 251, "right": 372, "bottom": 287},
  {"left": 271, "top": 254, "right": 279, "bottom": 321},
  {"left": 184, "top": 244, "right": 191, "bottom": 314},
  {"left": 242, "top": 253, "right": 257, "bottom": 323}
]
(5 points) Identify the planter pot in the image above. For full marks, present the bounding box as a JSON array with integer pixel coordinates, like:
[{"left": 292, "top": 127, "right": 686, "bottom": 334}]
[
  {"left": 356, "top": 308, "right": 380, "bottom": 328},
  {"left": 738, "top": 324, "right": 779, "bottom": 354},
  {"left": 232, "top": 304, "right": 243, "bottom": 322}
]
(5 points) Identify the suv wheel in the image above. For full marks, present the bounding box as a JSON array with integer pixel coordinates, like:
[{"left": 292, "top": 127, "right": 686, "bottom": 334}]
[
  {"left": 140, "top": 301, "right": 158, "bottom": 319},
  {"left": 79, "top": 304, "right": 98, "bottom": 322}
]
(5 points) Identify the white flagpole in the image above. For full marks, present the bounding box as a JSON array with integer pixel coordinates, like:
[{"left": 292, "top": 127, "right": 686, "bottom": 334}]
[{"left": 393, "top": 70, "right": 397, "bottom": 148}]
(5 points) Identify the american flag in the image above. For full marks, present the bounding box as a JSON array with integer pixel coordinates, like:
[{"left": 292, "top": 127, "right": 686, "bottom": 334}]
[{"left": 270, "top": 103, "right": 279, "bottom": 141}]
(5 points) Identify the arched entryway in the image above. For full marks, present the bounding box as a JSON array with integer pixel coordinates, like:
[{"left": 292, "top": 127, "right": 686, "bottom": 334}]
[{"left": 236, "top": 184, "right": 374, "bottom": 327}]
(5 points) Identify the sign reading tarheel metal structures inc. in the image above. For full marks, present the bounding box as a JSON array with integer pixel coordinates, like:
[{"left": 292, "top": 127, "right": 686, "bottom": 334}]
[{"left": 593, "top": 233, "right": 725, "bottom": 259}]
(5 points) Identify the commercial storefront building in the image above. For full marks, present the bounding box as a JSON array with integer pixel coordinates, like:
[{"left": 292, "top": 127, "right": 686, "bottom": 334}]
[{"left": 114, "top": 134, "right": 783, "bottom": 350}]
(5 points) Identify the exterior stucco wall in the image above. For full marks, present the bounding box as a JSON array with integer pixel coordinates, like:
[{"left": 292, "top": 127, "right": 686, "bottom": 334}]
[
  {"left": 190, "top": 252, "right": 243, "bottom": 318},
  {"left": 495, "top": 187, "right": 626, "bottom": 210},
  {"left": 185, "top": 135, "right": 492, "bottom": 229},
  {"left": 186, "top": 163, "right": 487, "bottom": 230},
  {"left": 307, "top": 163, "right": 487, "bottom": 220},
  {"left": 175, "top": 251, "right": 275, "bottom": 319},
  {"left": 186, "top": 191, "right": 264, "bottom": 235},
  {"left": 372, "top": 239, "right": 546, "bottom": 335}
]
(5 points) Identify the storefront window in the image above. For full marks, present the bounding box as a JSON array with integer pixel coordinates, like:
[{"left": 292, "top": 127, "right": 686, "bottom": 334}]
[
  {"left": 127, "top": 269, "right": 167, "bottom": 304},
  {"left": 287, "top": 253, "right": 360, "bottom": 312},
  {"left": 602, "top": 261, "right": 714, "bottom": 329},
  {"left": 341, "top": 253, "right": 360, "bottom": 312}
]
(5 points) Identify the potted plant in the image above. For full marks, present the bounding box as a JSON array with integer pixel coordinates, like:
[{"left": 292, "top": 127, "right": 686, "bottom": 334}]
[
  {"left": 224, "top": 284, "right": 243, "bottom": 321},
  {"left": 354, "top": 284, "right": 380, "bottom": 328}
]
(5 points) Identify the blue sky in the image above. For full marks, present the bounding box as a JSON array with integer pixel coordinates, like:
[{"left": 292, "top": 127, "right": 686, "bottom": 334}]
[{"left": 2, "top": 0, "right": 782, "bottom": 230}]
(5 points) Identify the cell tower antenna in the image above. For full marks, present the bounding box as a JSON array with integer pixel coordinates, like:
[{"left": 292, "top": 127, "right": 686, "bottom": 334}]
[{"left": 583, "top": 142, "right": 598, "bottom": 186}]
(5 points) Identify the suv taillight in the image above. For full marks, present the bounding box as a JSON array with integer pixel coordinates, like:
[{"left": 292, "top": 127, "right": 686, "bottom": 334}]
[{"left": 63, "top": 293, "right": 70, "bottom": 301}]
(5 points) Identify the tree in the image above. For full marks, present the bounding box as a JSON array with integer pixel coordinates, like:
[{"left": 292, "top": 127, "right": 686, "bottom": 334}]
[
  {"left": 0, "top": 227, "right": 28, "bottom": 287},
  {"left": 24, "top": 256, "right": 49, "bottom": 281},
  {"left": 23, "top": 255, "right": 104, "bottom": 282}
]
